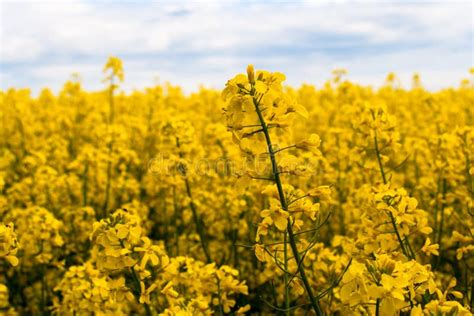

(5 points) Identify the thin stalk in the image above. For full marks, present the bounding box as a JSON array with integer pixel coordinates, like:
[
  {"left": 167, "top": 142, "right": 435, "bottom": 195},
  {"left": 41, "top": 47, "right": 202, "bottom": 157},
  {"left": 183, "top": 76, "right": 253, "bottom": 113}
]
[
  {"left": 251, "top": 92, "right": 323, "bottom": 316},
  {"left": 284, "top": 231, "right": 290, "bottom": 316},
  {"left": 129, "top": 267, "right": 152, "bottom": 316},
  {"left": 373, "top": 132, "right": 387, "bottom": 184},
  {"left": 375, "top": 298, "right": 380, "bottom": 316},
  {"left": 373, "top": 129, "right": 413, "bottom": 260},
  {"left": 184, "top": 177, "right": 212, "bottom": 263},
  {"left": 215, "top": 275, "right": 225, "bottom": 316},
  {"left": 176, "top": 138, "right": 212, "bottom": 263},
  {"left": 102, "top": 142, "right": 113, "bottom": 217},
  {"left": 102, "top": 78, "right": 116, "bottom": 217},
  {"left": 372, "top": 125, "right": 416, "bottom": 308},
  {"left": 120, "top": 236, "right": 153, "bottom": 316}
]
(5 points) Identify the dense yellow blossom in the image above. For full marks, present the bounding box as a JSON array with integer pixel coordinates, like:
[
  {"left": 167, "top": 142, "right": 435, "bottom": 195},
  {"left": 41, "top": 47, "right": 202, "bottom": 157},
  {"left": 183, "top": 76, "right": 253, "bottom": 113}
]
[{"left": 0, "top": 58, "right": 472, "bottom": 314}]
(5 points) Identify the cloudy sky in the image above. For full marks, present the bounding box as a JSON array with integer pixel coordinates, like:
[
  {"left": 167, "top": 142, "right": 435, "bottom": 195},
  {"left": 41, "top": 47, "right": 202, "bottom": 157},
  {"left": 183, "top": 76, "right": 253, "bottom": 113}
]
[{"left": 0, "top": 0, "right": 472, "bottom": 93}]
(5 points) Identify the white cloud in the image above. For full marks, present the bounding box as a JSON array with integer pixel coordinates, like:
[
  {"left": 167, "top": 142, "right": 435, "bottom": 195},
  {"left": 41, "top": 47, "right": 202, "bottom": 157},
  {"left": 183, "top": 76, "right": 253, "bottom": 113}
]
[{"left": 0, "top": 0, "right": 472, "bottom": 93}]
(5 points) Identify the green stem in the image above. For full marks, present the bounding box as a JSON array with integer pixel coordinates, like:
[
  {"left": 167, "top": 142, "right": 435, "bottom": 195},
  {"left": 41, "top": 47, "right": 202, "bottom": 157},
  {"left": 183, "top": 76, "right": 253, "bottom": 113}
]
[
  {"left": 373, "top": 130, "right": 413, "bottom": 260},
  {"left": 251, "top": 92, "right": 323, "bottom": 316},
  {"left": 102, "top": 145, "right": 113, "bottom": 217},
  {"left": 129, "top": 268, "right": 152, "bottom": 316},
  {"left": 284, "top": 231, "right": 290, "bottom": 316},
  {"left": 176, "top": 138, "right": 212, "bottom": 263},
  {"left": 102, "top": 78, "right": 116, "bottom": 217},
  {"left": 215, "top": 275, "right": 225, "bottom": 316}
]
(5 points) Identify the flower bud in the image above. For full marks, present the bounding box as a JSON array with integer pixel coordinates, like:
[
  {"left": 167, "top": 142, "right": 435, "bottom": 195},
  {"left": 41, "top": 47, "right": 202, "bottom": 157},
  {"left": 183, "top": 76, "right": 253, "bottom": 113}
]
[{"left": 247, "top": 64, "right": 255, "bottom": 84}]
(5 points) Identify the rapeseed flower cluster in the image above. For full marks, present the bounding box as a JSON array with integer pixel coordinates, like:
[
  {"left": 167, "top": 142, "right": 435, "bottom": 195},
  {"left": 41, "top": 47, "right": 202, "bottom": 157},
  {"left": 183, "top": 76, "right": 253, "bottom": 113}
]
[{"left": 0, "top": 58, "right": 472, "bottom": 315}]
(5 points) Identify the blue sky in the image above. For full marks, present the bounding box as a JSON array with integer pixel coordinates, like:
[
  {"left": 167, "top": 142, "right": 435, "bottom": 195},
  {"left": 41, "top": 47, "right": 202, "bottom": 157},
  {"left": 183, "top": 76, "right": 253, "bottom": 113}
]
[{"left": 0, "top": 0, "right": 473, "bottom": 93}]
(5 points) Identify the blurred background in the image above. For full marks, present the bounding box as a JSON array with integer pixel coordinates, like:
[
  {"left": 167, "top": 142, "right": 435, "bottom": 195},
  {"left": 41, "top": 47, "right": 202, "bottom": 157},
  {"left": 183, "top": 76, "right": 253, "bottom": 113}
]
[{"left": 1, "top": 0, "right": 472, "bottom": 93}]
